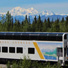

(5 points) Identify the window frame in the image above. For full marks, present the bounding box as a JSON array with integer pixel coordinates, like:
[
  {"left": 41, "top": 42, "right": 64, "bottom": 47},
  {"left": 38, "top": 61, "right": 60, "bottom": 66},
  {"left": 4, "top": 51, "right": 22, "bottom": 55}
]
[
  {"left": 2, "top": 47, "right": 8, "bottom": 53},
  {"left": 17, "top": 47, "right": 23, "bottom": 53},
  {"left": 9, "top": 47, "right": 15, "bottom": 53},
  {"left": 28, "top": 48, "right": 35, "bottom": 54}
]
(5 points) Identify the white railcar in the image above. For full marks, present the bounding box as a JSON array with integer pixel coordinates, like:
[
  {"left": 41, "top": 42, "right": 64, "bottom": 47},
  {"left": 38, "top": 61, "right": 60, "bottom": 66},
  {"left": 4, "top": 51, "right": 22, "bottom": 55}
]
[{"left": 0, "top": 32, "right": 68, "bottom": 66}]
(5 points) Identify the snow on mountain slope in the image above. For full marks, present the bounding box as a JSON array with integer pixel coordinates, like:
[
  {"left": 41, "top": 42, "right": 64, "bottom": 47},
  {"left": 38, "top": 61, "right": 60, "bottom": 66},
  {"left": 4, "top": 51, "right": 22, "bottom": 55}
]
[
  {"left": 9, "top": 7, "right": 56, "bottom": 16},
  {"left": 0, "top": 12, "right": 6, "bottom": 16},
  {"left": 10, "top": 7, "right": 38, "bottom": 16},
  {"left": 0, "top": 7, "right": 67, "bottom": 17},
  {"left": 0, "top": 7, "right": 67, "bottom": 22},
  {"left": 39, "top": 10, "right": 55, "bottom": 16}
]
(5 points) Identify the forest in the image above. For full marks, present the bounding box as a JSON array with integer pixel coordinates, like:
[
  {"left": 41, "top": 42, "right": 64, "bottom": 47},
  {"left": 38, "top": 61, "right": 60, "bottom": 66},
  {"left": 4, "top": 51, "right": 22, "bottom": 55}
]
[{"left": 0, "top": 11, "right": 68, "bottom": 32}]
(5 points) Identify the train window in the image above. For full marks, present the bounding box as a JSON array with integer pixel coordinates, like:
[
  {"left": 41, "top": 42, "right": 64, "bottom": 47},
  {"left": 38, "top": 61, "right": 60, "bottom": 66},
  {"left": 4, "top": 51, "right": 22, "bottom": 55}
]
[
  {"left": 37, "top": 36, "right": 62, "bottom": 41},
  {"left": 29, "top": 36, "right": 38, "bottom": 40},
  {"left": 64, "top": 48, "right": 67, "bottom": 57},
  {"left": 21, "top": 35, "right": 30, "bottom": 40},
  {"left": 64, "top": 34, "right": 67, "bottom": 39},
  {"left": 12, "top": 35, "right": 21, "bottom": 40},
  {"left": 5, "top": 35, "right": 12, "bottom": 40},
  {"left": 28, "top": 48, "right": 35, "bottom": 54},
  {"left": 57, "top": 48, "right": 63, "bottom": 57},
  {"left": 17, "top": 47, "right": 23, "bottom": 53},
  {"left": 0, "top": 47, "right": 1, "bottom": 52},
  {"left": 9, "top": 47, "right": 15, "bottom": 53},
  {"left": 0, "top": 33, "right": 63, "bottom": 41},
  {"left": 2, "top": 47, "right": 8, "bottom": 53},
  {"left": 0, "top": 35, "right": 5, "bottom": 39}
]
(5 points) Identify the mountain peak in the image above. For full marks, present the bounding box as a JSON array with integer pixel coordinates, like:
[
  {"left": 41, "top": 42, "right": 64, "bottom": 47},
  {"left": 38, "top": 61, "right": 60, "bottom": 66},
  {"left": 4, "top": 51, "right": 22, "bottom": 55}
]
[
  {"left": 13, "top": 7, "right": 22, "bottom": 10},
  {"left": 30, "top": 7, "right": 34, "bottom": 10},
  {"left": 0, "top": 7, "right": 67, "bottom": 17},
  {"left": 9, "top": 7, "right": 38, "bottom": 16},
  {"left": 40, "top": 10, "right": 55, "bottom": 16}
]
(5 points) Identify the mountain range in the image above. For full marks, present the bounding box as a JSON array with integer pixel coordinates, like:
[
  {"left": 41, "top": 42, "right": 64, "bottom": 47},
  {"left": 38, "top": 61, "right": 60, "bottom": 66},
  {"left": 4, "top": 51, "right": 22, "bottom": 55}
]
[{"left": 0, "top": 7, "right": 68, "bottom": 22}]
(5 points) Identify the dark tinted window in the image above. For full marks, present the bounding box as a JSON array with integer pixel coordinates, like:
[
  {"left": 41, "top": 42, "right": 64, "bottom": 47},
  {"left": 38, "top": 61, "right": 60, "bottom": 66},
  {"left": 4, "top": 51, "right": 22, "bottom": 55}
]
[
  {"left": 20, "top": 35, "right": 30, "bottom": 40},
  {"left": 37, "top": 36, "right": 62, "bottom": 41},
  {"left": 0, "top": 34, "right": 62, "bottom": 41},
  {"left": 17, "top": 47, "right": 23, "bottom": 53},
  {"left": 2, "top": 47, "right": 8, "bottom": 53},
  {"left": 9, "top": 47, "right": 15, "bottom": 53},
  {"left": 28, "top": 48, "right": 35, "bottom": 54},
  {"left": 12, "top": 35, "right": 21, "bottom": 40},
  {"left": 0, "top": 47, "right": 1, "bottom": 52},
  {"left": 64, "top": 48, "right": 67, "bottom": 57},
  {"left": 64, "top": 34, "right": 67, "bottom": 39},
  {"left": 29, "top": 36, "right": 38, "bottom": 40},
  {"left": 57, "top": 48, "right": 63, "bottom": 57},
  {"left": 5, "top": 35, "right": 12, "bottom": 40},
  {"left": 0, "top": 35, "right": 5, "bottom": 39}
]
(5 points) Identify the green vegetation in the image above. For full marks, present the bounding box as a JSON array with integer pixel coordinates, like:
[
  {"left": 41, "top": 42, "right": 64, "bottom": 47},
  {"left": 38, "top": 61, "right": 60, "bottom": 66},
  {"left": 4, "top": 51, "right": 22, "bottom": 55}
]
[
  {"left": 0, "top": 11, "right": 68, "bottom": 32},
  {"left": 7, "top": 57, "right": 62, "bottom": 68}
]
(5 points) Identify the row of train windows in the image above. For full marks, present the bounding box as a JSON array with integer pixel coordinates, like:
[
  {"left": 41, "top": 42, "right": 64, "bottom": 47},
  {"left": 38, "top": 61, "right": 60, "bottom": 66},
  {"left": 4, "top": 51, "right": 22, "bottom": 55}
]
[
  {"left": 0, "top": 35, "right": 62, "bottom": 41},
  {"left": 0, "top": 47, "right": 35, "bottom": 54}
]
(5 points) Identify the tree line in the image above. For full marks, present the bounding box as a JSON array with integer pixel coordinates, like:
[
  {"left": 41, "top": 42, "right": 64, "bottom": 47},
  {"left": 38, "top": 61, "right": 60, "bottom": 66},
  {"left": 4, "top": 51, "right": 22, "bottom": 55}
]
[{"left": 0, "top": 11, "right": 68, "bottom": 32}]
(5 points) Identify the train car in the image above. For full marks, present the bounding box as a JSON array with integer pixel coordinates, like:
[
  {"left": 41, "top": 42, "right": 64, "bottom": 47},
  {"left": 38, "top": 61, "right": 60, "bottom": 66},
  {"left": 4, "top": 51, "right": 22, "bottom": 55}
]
[{"left": 0, "top": 32, "right": 68, "bottom": 66}]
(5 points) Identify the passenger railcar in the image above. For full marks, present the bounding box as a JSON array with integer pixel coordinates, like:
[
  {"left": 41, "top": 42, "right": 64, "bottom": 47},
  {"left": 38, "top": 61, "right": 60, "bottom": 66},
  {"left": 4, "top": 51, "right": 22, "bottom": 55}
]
[{"left": 0, "top": 32, "right": 68, "bottom": 66}]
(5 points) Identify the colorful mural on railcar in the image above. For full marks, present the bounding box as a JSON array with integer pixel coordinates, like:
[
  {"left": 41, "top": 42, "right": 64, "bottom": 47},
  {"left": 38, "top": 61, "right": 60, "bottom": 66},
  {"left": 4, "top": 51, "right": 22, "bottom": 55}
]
[{"left": 37, "top": 42, "right": 63, "bottom": 60}]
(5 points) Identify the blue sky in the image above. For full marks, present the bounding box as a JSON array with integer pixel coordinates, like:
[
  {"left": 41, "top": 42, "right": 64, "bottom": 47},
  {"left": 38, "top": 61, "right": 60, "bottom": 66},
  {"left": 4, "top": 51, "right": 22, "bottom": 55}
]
[{"left": 0, "top": 0, "right": 68, "bottom": 14}]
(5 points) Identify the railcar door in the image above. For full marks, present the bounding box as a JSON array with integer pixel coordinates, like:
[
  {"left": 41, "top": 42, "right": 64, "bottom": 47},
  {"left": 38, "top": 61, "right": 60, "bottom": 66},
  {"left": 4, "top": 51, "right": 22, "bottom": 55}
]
[
  {"left": 66, "top": 48, "right": 68, "bottom": 60},
  {"left": 57, "top": 48, "right": 63, "bottom": 58},
  {"left": 57, "top": 48, "right": 63, "bottom": 63},
  {"left": 57, "top": 47, "right": 65, "bottom": 65}
]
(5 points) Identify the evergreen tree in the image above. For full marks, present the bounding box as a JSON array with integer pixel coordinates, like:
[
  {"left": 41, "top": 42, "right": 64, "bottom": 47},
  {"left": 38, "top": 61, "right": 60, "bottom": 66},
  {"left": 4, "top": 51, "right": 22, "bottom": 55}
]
[
  {"left": 66, "top": 16, "right": 68, "bottom": 23},
  {"left": 42, "top": 19, "right": 47, "bottom": 32},
  {"left": 28, "top": 16, "right": 31, "bottom": 31},
  {"left": 31, "top": 16, "right": 37, "bottom": 32},
  {"left": 1, "top": 15, "right": 6, "bottom": 31},
  {"left": 13, "top": 19, "right": 21, "bottom": 32},
  {"left": 1, "top": 15, "right": 6, "bottom": 23},
  {"left": 5, "top": 11, "right": 12, "bottom": 31},
  {"left": 59, "top": 18, "right": 65, "bottom": 32},
  {"left": 11, "top": 17, "right": 13, "bottom": 31},
  {"left": 28, "top": 16, "right": 30, "bottom": 24},
  {"left": 0, "top": 21, "right": 3, "bottom": 31},
  {"left": 50, "top": 20, "right": 60, "bottom": 32},
  {"left": 46, "top": 18, "right": 51, "bottom": 31},
  {"left": 47, "top": 18, "right": 51, "bottom": 28},
  {"left": 61, "top": 17, "right": 64, "bottom": 23},
  {"left": 36, "top": 15, "right": 42, "bottom": 32},
  {"left": 23, "top": 15, "right": 30, "bottom": 32},
  {"left": 20, "top": 21, "right": 24, "bottom": 32},
  {"left": 64, "top": 16, "right": 68, "bottom": 32}
]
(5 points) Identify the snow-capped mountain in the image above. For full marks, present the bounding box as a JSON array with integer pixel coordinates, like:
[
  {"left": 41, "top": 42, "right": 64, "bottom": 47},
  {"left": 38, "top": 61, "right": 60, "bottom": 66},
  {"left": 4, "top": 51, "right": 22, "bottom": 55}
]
[
  {"left": 39, "top": 10, "right": 55, "bottom": 16},
  {"left": 9, "top": 7, "right": 56, "bottom": 16},
  {"left": 0, "top": 7, "right": 68, "bottom": 16},
  {"left": 0, "top": 12, "right": 6, "bottom": 16},
  {"left": 0, "top": 7, "right": 67, "bottom": 22},
  {"left": 10, "top": 7, "right": 38, "bottom": 16}
]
